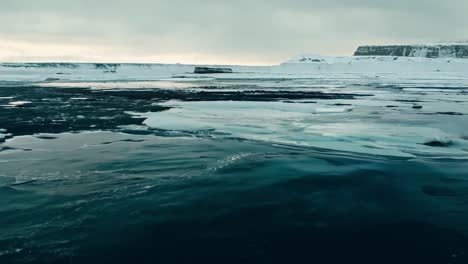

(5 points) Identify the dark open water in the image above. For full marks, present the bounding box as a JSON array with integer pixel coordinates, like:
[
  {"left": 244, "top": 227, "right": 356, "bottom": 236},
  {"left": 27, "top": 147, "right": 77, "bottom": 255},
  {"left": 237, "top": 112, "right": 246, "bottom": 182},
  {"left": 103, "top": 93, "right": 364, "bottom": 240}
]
[{"left": 1, "top": 84, "right": 468, "bottom": 263}]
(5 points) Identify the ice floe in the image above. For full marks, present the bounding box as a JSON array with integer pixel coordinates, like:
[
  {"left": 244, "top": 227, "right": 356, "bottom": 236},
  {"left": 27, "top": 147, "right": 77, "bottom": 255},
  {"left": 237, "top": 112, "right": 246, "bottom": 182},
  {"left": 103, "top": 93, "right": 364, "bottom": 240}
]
[
  {"left": 131, "top": 98, "right": 468, "bottom": 158},
  {"left": 8, "top": 101, "right": 32, "bottom": 107}
]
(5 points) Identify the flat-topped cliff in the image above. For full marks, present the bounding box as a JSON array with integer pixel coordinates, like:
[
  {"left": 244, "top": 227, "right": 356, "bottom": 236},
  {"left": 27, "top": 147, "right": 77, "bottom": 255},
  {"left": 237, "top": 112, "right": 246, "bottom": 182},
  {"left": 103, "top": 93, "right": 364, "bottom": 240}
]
[{"left": 354, "top": 44, "right": 468, "bottom": 58}]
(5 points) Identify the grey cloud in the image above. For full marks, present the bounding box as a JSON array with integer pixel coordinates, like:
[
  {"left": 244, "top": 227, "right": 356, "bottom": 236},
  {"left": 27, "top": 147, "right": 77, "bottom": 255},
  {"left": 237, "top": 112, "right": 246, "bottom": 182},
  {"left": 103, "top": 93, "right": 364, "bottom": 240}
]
[{"left": 1, "top": 0, "right": 467, "bottom": 64}]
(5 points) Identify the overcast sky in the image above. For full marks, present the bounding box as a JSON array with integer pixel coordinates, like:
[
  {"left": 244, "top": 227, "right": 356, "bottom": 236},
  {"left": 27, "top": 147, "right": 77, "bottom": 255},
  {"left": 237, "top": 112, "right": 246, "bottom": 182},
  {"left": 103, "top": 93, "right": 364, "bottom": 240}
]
[{"left": 1, "top": 0, "right": 467, "bottom": 65}]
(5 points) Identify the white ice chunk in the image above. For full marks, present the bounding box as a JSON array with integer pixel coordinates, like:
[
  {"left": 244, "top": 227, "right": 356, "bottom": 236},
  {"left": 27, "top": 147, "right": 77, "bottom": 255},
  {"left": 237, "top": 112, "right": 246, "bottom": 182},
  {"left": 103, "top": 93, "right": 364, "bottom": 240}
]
[{"left": 8, "top": 101, "right": 32, "bottom": 107}]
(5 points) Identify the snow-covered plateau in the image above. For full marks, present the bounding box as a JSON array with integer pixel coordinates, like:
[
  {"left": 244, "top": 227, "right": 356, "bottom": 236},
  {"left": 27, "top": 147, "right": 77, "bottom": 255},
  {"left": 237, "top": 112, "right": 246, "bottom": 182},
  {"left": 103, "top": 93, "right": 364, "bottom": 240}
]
[{"left": 354, "top": 44, "right": 468, "bottom": 58}]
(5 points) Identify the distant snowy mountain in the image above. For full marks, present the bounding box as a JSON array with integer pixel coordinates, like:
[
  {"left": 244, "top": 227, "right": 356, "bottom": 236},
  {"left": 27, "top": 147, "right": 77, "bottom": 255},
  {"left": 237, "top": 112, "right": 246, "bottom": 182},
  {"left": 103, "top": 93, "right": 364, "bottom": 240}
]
[{"left": 354, "top": 44, "right": 468, "bottom": 58}]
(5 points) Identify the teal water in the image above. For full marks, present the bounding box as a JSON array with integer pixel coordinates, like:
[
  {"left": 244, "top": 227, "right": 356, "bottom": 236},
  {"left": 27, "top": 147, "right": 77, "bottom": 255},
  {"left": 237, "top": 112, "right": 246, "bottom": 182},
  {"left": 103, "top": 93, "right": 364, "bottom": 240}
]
[
  {"left": 1, "top": 131, "right": 468, "bottom": 263},
  {"left": 1, "top": 80, "right": 468, "bottom": 263}
]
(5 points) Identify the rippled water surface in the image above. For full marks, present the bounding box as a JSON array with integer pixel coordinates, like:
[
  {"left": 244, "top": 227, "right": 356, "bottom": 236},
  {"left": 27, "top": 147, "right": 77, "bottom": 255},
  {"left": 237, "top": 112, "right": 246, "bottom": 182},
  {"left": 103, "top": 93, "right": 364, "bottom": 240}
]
[{"left": 1, "top": 76, "right": 468, "bottom": 263}]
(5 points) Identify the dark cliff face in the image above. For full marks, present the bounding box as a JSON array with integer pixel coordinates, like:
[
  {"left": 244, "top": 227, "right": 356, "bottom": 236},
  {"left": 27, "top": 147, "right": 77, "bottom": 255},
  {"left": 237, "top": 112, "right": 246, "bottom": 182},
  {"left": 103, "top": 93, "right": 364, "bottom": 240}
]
[{"left": 354, "top": 45, "right": 468, "bottom": 58}]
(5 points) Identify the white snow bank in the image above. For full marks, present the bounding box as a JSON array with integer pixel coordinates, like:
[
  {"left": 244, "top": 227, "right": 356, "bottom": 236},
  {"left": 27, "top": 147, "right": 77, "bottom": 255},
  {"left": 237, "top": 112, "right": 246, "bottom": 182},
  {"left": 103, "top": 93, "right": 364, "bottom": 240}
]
[{"left": 282, "top": 55, "right": 468, "bottom": 74}]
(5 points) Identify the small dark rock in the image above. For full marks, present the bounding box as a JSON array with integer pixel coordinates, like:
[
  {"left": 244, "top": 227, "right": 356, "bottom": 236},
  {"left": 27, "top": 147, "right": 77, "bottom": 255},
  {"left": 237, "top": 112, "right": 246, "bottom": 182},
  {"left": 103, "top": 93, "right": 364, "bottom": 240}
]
[
  {"left": 45, "top": 78, "right": 60, "bottom": 82},
  {"left": 423, "top": 139, "right": 453, "bottom": 147},
  {"left": 395, "top": 99, "right": 424, "bottom": 103},
  {"left": 412, "top": 105, "right": 423, "bottom": 109},
  {"left": 437, "top": 112, "right": 463, "bottom": 116},
  {"left": 95, "top": 64, "right": 120, "bottom": 70},
  {"left": 332, "top": 103, "right": 352, "bottom": 106},
  {"left": 35, "top": 135, "right": 58, "bottom": 140},
  {"left": 299, "top": 58, "right": 323, "bottom": 62}
]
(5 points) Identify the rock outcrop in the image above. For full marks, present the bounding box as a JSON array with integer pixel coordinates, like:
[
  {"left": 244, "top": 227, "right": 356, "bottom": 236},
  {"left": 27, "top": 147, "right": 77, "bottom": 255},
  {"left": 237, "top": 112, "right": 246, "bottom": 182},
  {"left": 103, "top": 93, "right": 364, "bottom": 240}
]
[
  {"left": 194, "top": 67, "right": 233, "bottom": 74},
  {"left": 354, "top": 44, "right": 468, "bottom": 58},
  {"left": 95, "top": 63, "right": 120, "bottom": 73}
]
